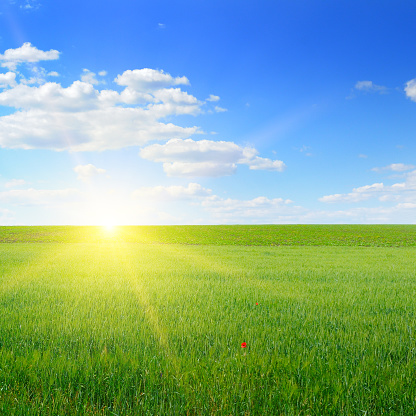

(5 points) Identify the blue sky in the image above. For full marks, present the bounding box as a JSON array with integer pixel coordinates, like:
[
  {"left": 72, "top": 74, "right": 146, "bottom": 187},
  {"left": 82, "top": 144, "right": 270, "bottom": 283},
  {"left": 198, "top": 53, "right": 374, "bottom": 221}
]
[{"left": 1, "top": 0, "right": 416, "bottom": 225}]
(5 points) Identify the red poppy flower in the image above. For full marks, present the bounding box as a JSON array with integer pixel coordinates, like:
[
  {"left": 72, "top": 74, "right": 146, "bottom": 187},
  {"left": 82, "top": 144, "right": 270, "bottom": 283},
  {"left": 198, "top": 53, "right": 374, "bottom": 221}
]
[
  {"left": 256, "top": 302, "right": 258, "bottom": 305},
  {"left": 241, "top": 342, "right": 247, "bottom": 348}
]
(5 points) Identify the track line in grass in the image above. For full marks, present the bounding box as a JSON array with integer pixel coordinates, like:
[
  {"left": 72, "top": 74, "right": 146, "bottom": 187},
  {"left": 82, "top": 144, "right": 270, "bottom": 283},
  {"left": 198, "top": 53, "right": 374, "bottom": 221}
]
[{"left": 104, "top": 243, "right": 185, "bottom": 387}]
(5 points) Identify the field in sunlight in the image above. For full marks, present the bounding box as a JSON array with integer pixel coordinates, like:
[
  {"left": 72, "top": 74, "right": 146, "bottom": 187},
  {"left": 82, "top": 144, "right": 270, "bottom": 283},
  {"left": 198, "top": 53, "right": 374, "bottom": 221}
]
[{"left": 1, "top": 226, "right": 416, "bottom": 415}]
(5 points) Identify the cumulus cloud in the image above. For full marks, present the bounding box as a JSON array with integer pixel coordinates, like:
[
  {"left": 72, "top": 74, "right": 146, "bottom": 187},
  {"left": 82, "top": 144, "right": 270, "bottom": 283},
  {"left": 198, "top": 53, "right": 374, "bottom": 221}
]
[
  {"left": 0, "top": 43, "right": 59, "bottom": 70},
  {"left": 372, "top": 163, "right": 416, "bottom": 172},
  {"left": 140, "top": 138, "right": 286, "bottom": 177},
  {"left": 405, "top": 79, "right": 416, "bottom": 101},
  {"left": 319, "top": 169, "right": 416, "bottom": 204},
  {"left": 247, "top": 156, "right": 286, "bottom": 171},
  {"left": 81, "top": 69, "right": 101, "bottom": 85},
  {"left": 0, "top": 81, "right": 99, "bottom": 111},
  {"left": 74, "top": 164, "right": 106, "bottom": 182},
  {"left": 214, "top": 106, "right": 227, "bottom": 113},
  {"left": 0, "top": 72, "right": 17, "bottom": 88},
  {"left": 132, "top": 183, "right": 212, "bottom": 201},
  {"left": 115, "top": 68, "right": 189, "bottom": 92},
  {"left": 149, "top": 88, "right": 202, "bottom": 116},
  {"left": 207, "top": 94, "right": 220, "bottom": 102},
  {"left": 0, "top": 109, "right": 199, "bottom": 151},
  {"left": 354, "top": 80, "right": 387, "bottom": 93},
  {"left": 0, "top": 45, "right": 206, "bottom": 151}
]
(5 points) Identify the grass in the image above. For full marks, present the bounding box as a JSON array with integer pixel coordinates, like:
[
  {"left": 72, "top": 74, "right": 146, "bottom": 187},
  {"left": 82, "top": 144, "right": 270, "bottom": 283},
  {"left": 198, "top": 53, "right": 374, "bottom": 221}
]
[
  {"left": 1, "top": 225, "right": 416, "bottom": 415},
  {"left": 1, "top": 224, "right": 416, "bottom": 246}
]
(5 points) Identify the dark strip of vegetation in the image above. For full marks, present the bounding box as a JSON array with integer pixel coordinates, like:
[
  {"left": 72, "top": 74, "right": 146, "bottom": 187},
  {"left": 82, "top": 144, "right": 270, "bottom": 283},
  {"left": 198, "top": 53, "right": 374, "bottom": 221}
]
[{"left": 0, "top": 224, "right": 415, "bottom": 246}]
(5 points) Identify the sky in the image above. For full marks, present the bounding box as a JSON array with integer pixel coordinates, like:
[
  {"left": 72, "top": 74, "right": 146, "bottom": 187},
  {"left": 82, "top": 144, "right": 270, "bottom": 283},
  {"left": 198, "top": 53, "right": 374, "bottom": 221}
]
[{"left": 1, "top": 0, "right": 416, "bottom": 225}]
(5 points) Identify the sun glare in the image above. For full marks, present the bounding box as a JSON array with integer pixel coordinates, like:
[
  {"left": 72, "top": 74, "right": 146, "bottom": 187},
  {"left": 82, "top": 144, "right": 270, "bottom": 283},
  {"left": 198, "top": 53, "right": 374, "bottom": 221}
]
[{"left": 102, "top": 223, "right": 117, "bottom": 234}]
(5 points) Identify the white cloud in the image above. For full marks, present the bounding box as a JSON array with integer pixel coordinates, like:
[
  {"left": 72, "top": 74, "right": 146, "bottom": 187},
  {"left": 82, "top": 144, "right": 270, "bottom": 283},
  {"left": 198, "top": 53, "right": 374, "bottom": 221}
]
[
  {"left": 0, "top": 43, "right": 59, "bottom": 70},
  {"left": 297, "top": 204, "right": 416, "bottom": 224},
  {"left": 0, "top": 108, "right": 199, "bottom": 151},
  {"left": 115, "top": 68, "right": 189, "bottom": 92},
  {"left": 152, "top": 88, "right": 199, "bottom": 105},
  {"left": 201, "top": 195, "right": 299, "bottom": 223},
  {"left": 0, "top": 47, "right": 205, "bottom": 151},
  {"left": 149, "top": 88, "right": 202, "bottom": 117},
  {"left": 80, "top": 69, "right": 107, "bottom": 85},
  {"left": 207, "top": 94, "right": 220, "bottom": 102},
  {"left": 47, "top": 71, "right": 59, "bottom": 77},
  {"left": 319, "top": 183, "right": 385, "bottom": 203},
  {"left": 247, "top": 156, "right": 286, "bottom": 171},
  {"left": 132, "top": 183, "right": 211, "bottom": 201},
  {"left": 319, "top": 170, "right": 416, "bottom": 204},
  {"left": 354, "top": 80, "right": 387, "bottom": 93},
  {"left": 18, "top": 65, "right": 49, "bottom": 85},
  {"left": 372, "top": 163, "right": 416, "bottom": 172},
  {"left": 214, "top": 106, "right": 227, "bottom": 113},
  {"left": 354, "top": 183, "right": 385, "bottom": 192},
  {"left": 74, "top": 164, "right": 106, "bottom": 182},
  {"left": 405, "top": 79, "right": 416, "bottom": 101},
  {"left": 0, "top": 188, "right": 80, "bottom": 205},
  {"left": 5, "top": 179, "right": 27, "bottom": 188},
  {"left": 163, "top": 161, "right": 237, "bottom": 177},
  {"left": 140, "top": 138, "right": 285, "bottom": 177},
  {"left": 19, "top": 0, "right": 40, "bottom": 11},
  {"left": 0, "top": 72, "right": 17, "bottom": 88},
  {"left": 141, "top": 139, "right": 254, "bottom": 163},
  {"left": 81, "top": 69, "right": 100, "bottom": 85},
  {"left": 0, "top": 81, "right": 99, "bottom": 111}
]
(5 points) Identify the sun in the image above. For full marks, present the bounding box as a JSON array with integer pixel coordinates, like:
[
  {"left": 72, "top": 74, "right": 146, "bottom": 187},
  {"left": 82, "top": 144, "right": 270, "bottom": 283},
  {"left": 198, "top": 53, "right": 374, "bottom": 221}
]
[{"left": 101, "top": 222, "right": 118, "bottom": 234}]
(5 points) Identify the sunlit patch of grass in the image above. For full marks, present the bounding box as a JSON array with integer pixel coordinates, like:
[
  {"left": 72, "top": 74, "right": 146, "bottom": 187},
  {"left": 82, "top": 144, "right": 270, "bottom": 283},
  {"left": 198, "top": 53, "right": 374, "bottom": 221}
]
[{"left": 1, "top": 228, "right": 416, "bottom": 414}]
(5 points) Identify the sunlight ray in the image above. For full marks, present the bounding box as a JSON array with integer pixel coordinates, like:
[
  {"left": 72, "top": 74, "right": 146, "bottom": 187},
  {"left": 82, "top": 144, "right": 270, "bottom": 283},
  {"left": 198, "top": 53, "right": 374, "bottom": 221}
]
[{"left": 106, "top": 242, "right": 183, "bottom": 381}]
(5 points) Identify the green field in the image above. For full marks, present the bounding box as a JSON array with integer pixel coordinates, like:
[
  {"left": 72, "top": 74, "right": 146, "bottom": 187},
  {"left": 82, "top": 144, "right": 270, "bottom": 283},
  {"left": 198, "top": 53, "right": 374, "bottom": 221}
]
[
  {"left": 1, "top": 224, "right": 416, "bottom": 246},
  {"left": 1, "top": 225, "right": 416, "bottom": 415}
]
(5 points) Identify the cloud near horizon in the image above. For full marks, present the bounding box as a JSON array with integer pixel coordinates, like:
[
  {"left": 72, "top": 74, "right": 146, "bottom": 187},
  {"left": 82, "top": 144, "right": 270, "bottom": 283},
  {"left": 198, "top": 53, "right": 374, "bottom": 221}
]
[
  {"left": 372, "top": 163, "right": 416, "bottom": 172},
  {"left": 319, "top": 169, "right": 416, "bottom": 203}
]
